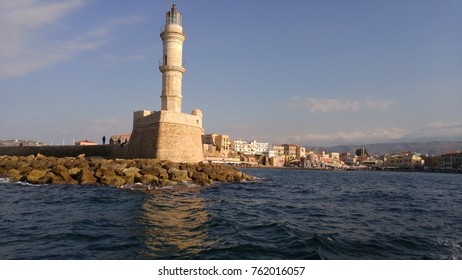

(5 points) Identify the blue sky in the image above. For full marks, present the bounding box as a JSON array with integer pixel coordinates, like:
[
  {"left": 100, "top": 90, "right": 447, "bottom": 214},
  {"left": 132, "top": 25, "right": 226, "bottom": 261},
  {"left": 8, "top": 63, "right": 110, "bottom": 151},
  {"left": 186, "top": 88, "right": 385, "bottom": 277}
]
[{"left": 1, "top": 0, "right": 461, "bottom": 146}]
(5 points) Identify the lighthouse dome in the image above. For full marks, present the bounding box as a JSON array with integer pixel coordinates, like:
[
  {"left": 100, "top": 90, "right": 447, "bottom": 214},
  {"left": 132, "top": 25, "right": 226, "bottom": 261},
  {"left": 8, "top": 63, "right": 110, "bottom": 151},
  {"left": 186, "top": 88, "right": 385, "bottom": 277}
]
[{"left": 191, "top": 108, "right": 202, "bottom": 117}]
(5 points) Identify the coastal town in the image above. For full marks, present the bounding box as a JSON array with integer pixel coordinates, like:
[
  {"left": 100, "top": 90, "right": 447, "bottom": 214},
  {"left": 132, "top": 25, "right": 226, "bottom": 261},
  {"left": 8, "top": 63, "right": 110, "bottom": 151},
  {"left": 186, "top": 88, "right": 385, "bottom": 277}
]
[
  {"left": 199, "top": 133, "right": 462, "bottom": 172},
  {"left": 3, "top": 135, "right": 460, "bottom": 172}
]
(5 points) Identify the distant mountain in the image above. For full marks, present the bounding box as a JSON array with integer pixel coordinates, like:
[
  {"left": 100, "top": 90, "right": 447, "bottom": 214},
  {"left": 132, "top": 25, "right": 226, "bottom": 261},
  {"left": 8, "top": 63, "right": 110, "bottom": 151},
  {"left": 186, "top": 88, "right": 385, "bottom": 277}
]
[{"left": 307, "top": 141, "right": 462, "bottom": 156}]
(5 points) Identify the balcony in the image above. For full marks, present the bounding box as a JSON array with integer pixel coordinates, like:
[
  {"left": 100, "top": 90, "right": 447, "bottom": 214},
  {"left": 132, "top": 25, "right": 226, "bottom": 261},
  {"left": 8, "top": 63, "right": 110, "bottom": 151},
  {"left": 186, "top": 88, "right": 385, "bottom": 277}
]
[
  {"left": 158, "top": 58, "right": 186, "bottom": 68},
  {"left": 160, "top": 25, "right": 186, "bottom": 35},
  {"left": 158, "top": 58, "right": 186, "bottom": 73}
]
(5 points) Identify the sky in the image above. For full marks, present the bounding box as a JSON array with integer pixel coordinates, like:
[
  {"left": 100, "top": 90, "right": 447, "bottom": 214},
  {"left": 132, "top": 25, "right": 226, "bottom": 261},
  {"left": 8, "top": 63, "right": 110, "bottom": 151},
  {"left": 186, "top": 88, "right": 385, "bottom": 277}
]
[{"left": 1, "top": 0, "right": 461, "bottom": 146}]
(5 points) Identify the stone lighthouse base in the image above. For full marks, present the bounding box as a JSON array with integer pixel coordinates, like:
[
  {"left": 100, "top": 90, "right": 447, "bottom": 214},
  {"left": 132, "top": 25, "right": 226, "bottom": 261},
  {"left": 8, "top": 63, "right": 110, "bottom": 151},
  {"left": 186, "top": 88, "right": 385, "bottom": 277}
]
[{"left": 125, "top": 109, "right": 204, "bottom": 163}]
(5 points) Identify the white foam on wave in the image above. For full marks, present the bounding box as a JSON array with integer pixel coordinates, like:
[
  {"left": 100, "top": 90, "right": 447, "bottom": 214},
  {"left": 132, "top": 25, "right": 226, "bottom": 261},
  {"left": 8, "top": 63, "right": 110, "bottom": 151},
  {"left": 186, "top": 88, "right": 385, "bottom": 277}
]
[
  {"left": 0, "top": 177, "right": 45, "bottom": 187},
  {"left": 436, "top": 237, "right": 462, "bottom": 260},
  {"left": 0, "top": 177, "right": 11, "bottom": 184},
  {"left": 117, "top": 180, "right": 206, "bottom": 192}
]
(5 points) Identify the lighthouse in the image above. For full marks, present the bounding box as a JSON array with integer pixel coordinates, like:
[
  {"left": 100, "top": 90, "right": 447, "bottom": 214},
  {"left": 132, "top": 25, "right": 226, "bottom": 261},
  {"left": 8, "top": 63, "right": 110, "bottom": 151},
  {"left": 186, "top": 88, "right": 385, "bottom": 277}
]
[
  {"left": 159, "top": 4, "right": 185, "bottom": 113},
  {"left": 126, "top": 4, "right": 204, "bottom": 163}
]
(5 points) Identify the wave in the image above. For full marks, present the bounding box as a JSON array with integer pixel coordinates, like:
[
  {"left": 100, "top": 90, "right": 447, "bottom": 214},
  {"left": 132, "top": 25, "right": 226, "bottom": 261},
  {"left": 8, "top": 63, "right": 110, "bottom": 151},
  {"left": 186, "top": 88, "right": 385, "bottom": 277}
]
[{"left": 0, "top": 177, "right": 11, "bottom": 184}]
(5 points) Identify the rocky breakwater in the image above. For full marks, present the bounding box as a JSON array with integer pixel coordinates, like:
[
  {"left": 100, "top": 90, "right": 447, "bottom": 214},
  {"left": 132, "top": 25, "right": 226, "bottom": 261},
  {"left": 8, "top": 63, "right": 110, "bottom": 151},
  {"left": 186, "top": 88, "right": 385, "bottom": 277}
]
[{"left": 0, "top": 154, "right": 253, "bottom": 187}]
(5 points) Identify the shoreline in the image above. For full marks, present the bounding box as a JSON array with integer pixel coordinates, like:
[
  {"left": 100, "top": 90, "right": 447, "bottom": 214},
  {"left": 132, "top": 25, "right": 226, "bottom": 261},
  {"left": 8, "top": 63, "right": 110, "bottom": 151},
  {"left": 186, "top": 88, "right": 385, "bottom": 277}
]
[{"left": 240, "top": 165, "right": 462, "bottom": 174}]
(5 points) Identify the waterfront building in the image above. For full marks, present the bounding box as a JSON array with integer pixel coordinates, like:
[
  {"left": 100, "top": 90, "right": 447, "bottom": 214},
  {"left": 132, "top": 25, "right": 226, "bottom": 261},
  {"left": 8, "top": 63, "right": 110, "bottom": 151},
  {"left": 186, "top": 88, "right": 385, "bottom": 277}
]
[
  {"left": 270, "top": 156, "right": 285, "bottom": 167},
  {"left": 272, "top": 145, "right": 285, "bottom": 157},
  {"left": 361, "top": 158, "right": 382, "bottom": 167},
  {"left": 203, "top": 143, "right": 215, "bottom": 155},
  {"left": 203, "top": 133, "right": 229, "bottom": 157},
  {"left": 423, "top": 155, "right": 440, "bottom": 169},
  {"left": 231, "top": 139, "right": 268, "bottom": 156},
  {"left": 202, "top": 133, "right": 217, "bottom": 145},
  {"left": 441, "top": 152, "right": 462, "bottom": 169},
  {"left": 283, "top": 144, "right": 297, "bottom": 160},
  {"left": 304, "top": 152, "right": 323, "bottom": 168},
  {"left": 216, "top": 134, "right": 230, "bottom": 157},
  {"left": 384, "top": 152, "right": 424, "bottom": 169},
  {"left": 249, "top": 140, "right": 269, "bottom": 155},
  {"left": 231, "top": 140, "right": 250, "bottom": 154},
  {"left": 340, "top": 152, "right": 357, "bottom": 165},
  {"left": 240, "top": 154, "right": 258, "bottom": 165},
  {"left": 296, "top": 146, "right": 306, "bottom": 159},
  {"left": 330, "top": 152, "right": 340, "bottom": 160},
  {"left": 423, "top": 152, "right": 461, "bottom": 170},
  {"left": 74, "top": 140, "right": 97, "bottom": 146}
]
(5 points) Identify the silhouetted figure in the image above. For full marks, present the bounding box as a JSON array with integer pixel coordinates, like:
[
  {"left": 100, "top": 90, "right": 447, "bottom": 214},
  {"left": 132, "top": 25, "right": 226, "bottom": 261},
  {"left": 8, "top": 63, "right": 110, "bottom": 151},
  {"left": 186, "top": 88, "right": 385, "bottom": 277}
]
[
  {"left": 109, "top": 138, "right": 114, "bottom": 145},
  {"left": 102, "top": 136, "right": 106, "bottom": 145}
]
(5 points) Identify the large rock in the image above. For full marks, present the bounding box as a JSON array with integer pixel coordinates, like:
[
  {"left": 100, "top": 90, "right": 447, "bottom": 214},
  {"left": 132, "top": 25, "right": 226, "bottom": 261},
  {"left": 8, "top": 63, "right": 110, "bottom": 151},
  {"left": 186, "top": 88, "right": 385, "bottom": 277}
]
[
  {"left": 179, "top": 163, "right": 196, "bottom": 178},
  {"left": 100, "top": 175, "right": 126, "bottom": 186},
  {"left": 140, "top": 174, "right": 159, "bottom": 185},
  {"left": 68, "top": 167, "right": 81, "bottom": 178},
  {"left": 26, "top": 169, "right": 48, "bottom": 184},
  {"left": 44, "top": 171, "right": 67, "bottom": 185},
  {"left": 196, "top": 163, "right": 247, "bottom": 182},
  {"left": 76, "top": 169, "right": 98, "bottom": 185},
  {"left": 94, "top": 166, "right": 116, "bottom": 180},
  {"left": 7, "top": 168, "right": 22, "bottom": 182},
  {"left": 142, "top": 165, "right": 168, "bottom": 180},
  {"left": 191, "top": 170, "right": 211, "bottom": 185},
  {"left": 168, "top": 168, "right": 190, "bottom": 182},
  {"left": 53, "top": 164, "right": 72, "bottom": 183},
  {"left": 122, "top": 167, "right": 142, "bottom": 184},
  {"left": 0, "top": 155, "right": 19, "bottom": 171}
]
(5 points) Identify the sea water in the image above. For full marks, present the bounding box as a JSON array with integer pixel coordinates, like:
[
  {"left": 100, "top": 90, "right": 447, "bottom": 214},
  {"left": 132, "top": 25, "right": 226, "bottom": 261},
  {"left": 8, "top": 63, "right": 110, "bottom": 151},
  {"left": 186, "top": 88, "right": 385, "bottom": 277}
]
[{"left": 0, "top": 169, "right": 460, "bottom": 259}]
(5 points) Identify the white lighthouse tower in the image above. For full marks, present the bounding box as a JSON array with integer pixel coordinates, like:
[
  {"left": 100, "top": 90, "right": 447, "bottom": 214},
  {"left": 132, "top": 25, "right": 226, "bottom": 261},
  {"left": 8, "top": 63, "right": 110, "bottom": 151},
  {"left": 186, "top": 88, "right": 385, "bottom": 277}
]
[
  {"left": 159, "top": 4, "right": 185, "bottom": 113},
  {"left": 126, "top": 4, "right": 204, "bottom": 163}
]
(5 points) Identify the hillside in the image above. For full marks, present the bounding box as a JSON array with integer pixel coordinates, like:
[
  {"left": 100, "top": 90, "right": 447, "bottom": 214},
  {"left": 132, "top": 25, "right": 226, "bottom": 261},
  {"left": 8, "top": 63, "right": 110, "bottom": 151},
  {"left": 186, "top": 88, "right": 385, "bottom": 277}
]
[{"left": 308, "top": 141, "right": 462, "bottom": 156}]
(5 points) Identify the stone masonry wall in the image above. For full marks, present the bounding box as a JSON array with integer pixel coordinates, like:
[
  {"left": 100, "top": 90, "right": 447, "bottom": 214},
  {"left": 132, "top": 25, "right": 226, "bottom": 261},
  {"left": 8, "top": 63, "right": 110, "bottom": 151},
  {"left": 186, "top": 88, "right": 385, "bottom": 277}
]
[
  {"left": 125, "top": 120, "right": 157, "bottom": 158},
  {"left": 126, "top": 110, "right": 204, "bottom": 162},
  {"left": 0, "top": 145, "right": 127, "bottom": 158},
  {"left": 153, "top": 121, "right": 203, "bottom": 163}
]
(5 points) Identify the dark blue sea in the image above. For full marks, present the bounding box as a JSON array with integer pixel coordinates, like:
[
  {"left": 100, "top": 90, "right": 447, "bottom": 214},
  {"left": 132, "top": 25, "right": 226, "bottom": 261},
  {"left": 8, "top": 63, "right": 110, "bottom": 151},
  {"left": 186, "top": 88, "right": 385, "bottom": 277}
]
[{"left": 0, "top": 169, "right": 461, "bottom": 260}]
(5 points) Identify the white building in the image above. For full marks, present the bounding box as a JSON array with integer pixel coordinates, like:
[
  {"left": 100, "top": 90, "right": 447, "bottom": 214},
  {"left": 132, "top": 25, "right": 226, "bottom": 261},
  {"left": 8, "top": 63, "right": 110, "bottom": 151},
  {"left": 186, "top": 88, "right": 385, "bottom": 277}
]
[
  {"left": 268, "top": 145, "right": 284, "bottom": 158},
  {"left": 231, "top": 140, "right": 250, "bottom": 154},
  {"left": 249, "top": 140, "right": 269, "bottom": 155},
  {"left": 231, "top": 140, "right": 269, "bottom": 155}
]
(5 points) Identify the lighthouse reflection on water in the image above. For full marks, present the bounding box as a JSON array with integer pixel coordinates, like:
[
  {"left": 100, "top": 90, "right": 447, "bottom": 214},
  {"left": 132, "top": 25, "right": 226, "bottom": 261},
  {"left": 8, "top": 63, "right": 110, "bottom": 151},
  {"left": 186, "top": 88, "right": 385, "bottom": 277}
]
[{"left": 138, "top": 185, "right": 215, "bottom": 258}]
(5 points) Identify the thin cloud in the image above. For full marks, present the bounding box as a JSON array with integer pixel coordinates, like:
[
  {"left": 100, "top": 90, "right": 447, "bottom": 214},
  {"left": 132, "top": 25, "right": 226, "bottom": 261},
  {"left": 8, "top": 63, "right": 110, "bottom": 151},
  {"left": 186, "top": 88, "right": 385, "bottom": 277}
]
[
  {"left": 282, "top": 127, "right": 412, "bottom": 145},
  {"left": 109, "top": 15, "right": 144, "bottom": 25},
  {"left": 0, "top": 0, "right": 86, "bottom": 78},
  {"left": 100, "top": 54, "right": 145, "bottom": 66},
  {"left": 282, "top": 123, "right": 462, "bottom": 146},
  {"left": 0, "top": 0, "right": 83, "bottom": 29},
  {"left": 0, "top": 1, "right": 144, "bottom": 79},
  {"left": 427, "top": 122, "right": 462, "bottom": 129},
  {"left": 286, "top": 96, "right": 394, "bottom": 113},
  {"left": 363, "top": 98, "right": 395, "bottom": 111},
  {"left": 419, "top": 122, "right": 462, "bottom": 138}
]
